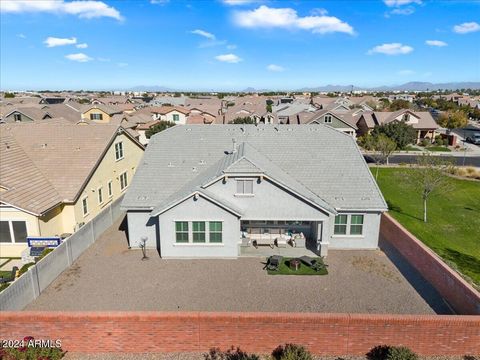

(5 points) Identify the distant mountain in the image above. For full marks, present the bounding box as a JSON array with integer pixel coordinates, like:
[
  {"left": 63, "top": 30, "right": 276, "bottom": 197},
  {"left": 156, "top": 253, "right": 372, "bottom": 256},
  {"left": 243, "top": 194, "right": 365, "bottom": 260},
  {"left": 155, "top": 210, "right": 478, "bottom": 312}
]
[{"left": 300, "top": 82, "right": 480, "bottom": 92}]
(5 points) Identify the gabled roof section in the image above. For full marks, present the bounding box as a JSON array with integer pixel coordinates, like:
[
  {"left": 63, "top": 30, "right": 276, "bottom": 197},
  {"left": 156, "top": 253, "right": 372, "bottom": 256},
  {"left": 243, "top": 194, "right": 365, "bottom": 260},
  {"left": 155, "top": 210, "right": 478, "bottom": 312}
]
[{"left": 224, "top": 157, "right": 264, "bottom": 174}]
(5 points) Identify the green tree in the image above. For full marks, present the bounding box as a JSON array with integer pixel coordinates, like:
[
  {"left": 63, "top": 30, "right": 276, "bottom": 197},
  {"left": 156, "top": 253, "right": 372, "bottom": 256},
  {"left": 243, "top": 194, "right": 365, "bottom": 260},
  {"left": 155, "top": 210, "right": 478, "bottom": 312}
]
[
  {"left": 145, "top": 121, "right": 176, "bottom": 139},
  {"left": 389, "top": 99, "right": 412, "bottom": 111},
  {"left": 229, "top": 117, "right": 255, "bottom": 124},
  {"left": 4, "top": 92, "right": 15, "bottom": 98},
  {"left": 371, "top": 134, "right": 397, "bottom": 180},
  {"left": 437, "top": 110, "right": 468, "bottom": 130},
  {"left": 405, "top": 154, "right": 455, "bottom": 223},
  {"left": 372, "top": 121, "right": 417, "bottom": 150},
  {"left": 266, "top": 104, "right": 272, "bottom": 113}
]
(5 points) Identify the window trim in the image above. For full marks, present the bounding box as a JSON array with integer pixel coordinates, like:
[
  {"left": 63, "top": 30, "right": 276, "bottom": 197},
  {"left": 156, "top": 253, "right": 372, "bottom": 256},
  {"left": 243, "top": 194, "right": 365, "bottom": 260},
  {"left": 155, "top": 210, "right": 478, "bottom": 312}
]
[
  {"left": 81, "top": 196, "right": 89, "bottom": 217},
  {"left": 114, "top": 141, "right": 124, "bottom": 161},
  {"left": 97, "top": 186, "right": 104, "bottom": 205},
  {"left": 192, "top": 221, "right": 206, "bottom": 243},
  {"left": 209, "top": 221, "right": 223, "bottom": 243},
  {"left": 333, "top": 214, "right": 348, "bottom": 235},
  {"left": 172, "top": 113, "right": 180, "bottom": 122},
  {"left": 90, "top": 113, "right": 103, "bottom": 121},
  {"left": 175, "top": 221, "right": 189, "bottom": 243},
  {"left": 324, "top": 115, "right": 333, "bottom": 123},
  {"left": 332, "top": 214, "right": 365, "bottom": 237},
  {"left": 235, "top": 178, "right": 255, "bottom": 196},
  {"left": 349, "top": 214, "right": 364, "bottom": 236},
  {"left": 107, "top": 180, "right": 113, "bottom": 198},
  {"left": 119, "top": 171, "right": 128, "bottom": 191},
  {"left": 0, "top": 219, "right": 28, "bottom": 244}
]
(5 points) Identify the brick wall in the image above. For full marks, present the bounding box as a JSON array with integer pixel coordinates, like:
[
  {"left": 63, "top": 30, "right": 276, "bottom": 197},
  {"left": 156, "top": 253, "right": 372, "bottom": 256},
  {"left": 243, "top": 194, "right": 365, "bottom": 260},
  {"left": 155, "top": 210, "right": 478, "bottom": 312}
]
[
  {"left": 380, "top": 213, "right": 480, "bottom": 315},
  {"left": 1, "top": 312, "right": 479, "bottom": 355}
]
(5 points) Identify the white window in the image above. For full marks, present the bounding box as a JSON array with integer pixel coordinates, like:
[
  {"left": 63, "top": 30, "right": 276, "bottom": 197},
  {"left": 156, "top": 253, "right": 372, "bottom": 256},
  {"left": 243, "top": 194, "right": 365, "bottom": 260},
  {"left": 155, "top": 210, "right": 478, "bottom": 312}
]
[
  {"left": 236, "top": 179, "right": 254, "bottom": 195},
  {"left": 324, "top": 115, "right": 332, "bottom": 123},
  {"left": 120, "top": 171, "right": 128, "bottom": 191},
  {"left": 115, "top": 142, "right": 124, "bottom": 161},
  {"left": 98, "top": 187, "right": 104, "bottom": 204},
  {"left": 14, "top": 113, "right": 22, "bottom": 122},
  {"left": 350, "top": 215, "right": 364, "bottom": 235},
  {"left": 90, "top": 113, "right": 103, "bottom": 121},
  {"left": 82, "top": 197, "right": 89, "bottom": 216},
  {"left": 173, "top": 114, "right": 180, "bottom": 122},
  {"left": 108, "top": 181, "right": 113, "bottom": 197},
  {"left": 334, "top": 214, "right": 364, "bottom": 236},
  {"left": 0, "top": 220, "right": 27, "bottom": 243}
]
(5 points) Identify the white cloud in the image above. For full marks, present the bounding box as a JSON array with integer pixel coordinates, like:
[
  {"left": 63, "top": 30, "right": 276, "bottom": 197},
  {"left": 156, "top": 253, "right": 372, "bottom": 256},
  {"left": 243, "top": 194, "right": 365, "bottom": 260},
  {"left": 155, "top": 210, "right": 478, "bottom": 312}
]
[
  {"left": 215, "top": 53, "right": 242, "bottom": 63},
  {"left": 398, "top": 69, "right": 415, "bottom": 75},
  {"left": 453, "top": 22, "right": 480, "bottom": 34},
  {"left": 1, "top": 0, "right": 123, "bottom": 21},
  {"left": 65, "top": 53, "right": 93, "bottom": 62},
  {"left": 222, "top": 0, "right": 257, "bottom": 5},
  {"left": 97, "top": 57, "right": 110, "bottom": 62},
  {"left": 191, "top": 29, "right": 216, "bottom": 40},
  {"left": 368, "top": 43, "right": 413, "bottom": 55},
  {"left": 117, "top": 62, "right": 128, "bottom": 67},
  {"left": 76, "top": 43, "right": 88, "bottom": 48},
  {"left": 384, "top": 0, "right": 421, "bottom": 7},
  {"left": 425, "top": 40, "right": 447, "bottom": 47},
  {"left": 267, "top": 64, "right": 285, "bottom": 72},
  {"left": 150, "top": 0, "right": 169, "bottom": 4},
  {"left": 44, "top": 36, "right": 77, "bottom": 47},
  {"left": 233, "top": 5, "right": 354, "bottom": 35},
  {"left": 389, "top": 7, "right": 415, "bottom": 15},
  {"left": 227, "top": 44, "right": 237, "bottom": 49},
  {"left": 17, "top": 33, "right": 26, "bottom": 39}
]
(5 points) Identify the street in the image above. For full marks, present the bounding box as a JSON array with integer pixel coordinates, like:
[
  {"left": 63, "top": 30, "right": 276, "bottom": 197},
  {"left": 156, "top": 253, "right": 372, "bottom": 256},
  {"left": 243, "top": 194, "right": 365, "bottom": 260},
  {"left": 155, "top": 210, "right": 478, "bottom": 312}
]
[{"left": 388, "top": 155, "right": 480, "bottom": 167}]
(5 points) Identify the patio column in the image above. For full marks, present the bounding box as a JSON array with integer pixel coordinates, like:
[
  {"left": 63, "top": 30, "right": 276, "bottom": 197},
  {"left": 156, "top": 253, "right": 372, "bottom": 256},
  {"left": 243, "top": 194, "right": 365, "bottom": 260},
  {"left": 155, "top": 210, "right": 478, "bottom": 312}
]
[{"left": 318, "top": 221, "right": 329, "bottom": 257}]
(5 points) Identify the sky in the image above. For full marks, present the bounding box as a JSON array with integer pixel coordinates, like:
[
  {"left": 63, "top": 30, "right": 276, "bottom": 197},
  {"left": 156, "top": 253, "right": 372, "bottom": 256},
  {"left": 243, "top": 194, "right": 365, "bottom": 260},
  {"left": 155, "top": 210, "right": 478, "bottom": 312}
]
[{"left": 1, "top": 0, "right": 479, "bottom": 91}]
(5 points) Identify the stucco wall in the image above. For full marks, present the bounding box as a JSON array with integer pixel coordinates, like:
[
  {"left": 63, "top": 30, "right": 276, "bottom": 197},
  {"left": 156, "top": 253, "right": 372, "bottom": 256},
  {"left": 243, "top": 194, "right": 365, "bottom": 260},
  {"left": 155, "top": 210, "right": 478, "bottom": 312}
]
[
  {"left": 81, "top": 108, "right": 111, "bottom": 122},
  {"left": 158, "top": 195, "right": 240, "bottom": 258},
  {"left": 328, "top": 212, "right": 381, "bottom": 249},
  {"left": 0, "top": 207, "right": 39, "bottom": 256},
  {"left": 207, "top": 177, "right": 329, "bottom": 221}
]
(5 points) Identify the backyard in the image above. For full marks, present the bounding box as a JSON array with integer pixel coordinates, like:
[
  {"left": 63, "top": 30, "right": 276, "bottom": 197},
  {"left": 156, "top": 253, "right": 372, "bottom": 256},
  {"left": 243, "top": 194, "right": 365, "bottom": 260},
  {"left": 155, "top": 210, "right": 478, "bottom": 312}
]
[
  {"left": 25, "top": 217, "right": 450, "bottom": 314},
  {"left": 375, "top": 167, "right": 480, "bottom": 286}
]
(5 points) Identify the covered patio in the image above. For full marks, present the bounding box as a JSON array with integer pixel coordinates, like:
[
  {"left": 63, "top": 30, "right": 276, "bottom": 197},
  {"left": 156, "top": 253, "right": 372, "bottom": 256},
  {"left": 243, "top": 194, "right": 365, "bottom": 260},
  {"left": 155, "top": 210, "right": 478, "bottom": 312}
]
[{"left": 239, "top": 220, "right": 320, "bottom": 257}]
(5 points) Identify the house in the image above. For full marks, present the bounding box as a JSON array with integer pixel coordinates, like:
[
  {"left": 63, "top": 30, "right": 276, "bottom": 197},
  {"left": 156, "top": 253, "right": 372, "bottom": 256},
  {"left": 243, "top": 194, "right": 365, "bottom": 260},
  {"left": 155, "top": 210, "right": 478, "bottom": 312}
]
[
  {"left": 0, "top": 123, "right": 144, "bottom": 257},
  {"left": 306, "top": 109, "right": 359, "bottom": 136},
  {"left": 357, "top": 109, "right": 438, "bottom": 143},
  {"left": 121, "top": 125, "right": 387, "bottom": 258},
  {"left": 80, "top": 105, "right": 123, "bottom": 123}
]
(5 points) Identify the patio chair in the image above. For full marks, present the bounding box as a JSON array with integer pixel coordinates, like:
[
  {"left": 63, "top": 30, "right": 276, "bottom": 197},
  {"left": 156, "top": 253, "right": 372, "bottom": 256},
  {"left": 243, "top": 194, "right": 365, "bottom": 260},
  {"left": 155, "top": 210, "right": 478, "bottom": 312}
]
[
  {"left": 263, "top": 255, "right": 283, "bottom": 271},
  {"left": 0, "top": 266, "right": 18, "bottom": 284},
  {"left": 298, "top": 256, "right": 326, "bottom": 272}
]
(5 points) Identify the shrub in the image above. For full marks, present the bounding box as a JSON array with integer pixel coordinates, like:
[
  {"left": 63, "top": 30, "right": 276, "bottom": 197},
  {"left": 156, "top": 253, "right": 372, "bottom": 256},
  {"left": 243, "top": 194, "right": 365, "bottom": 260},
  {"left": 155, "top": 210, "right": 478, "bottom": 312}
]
[
  {"left": 367, "top": 345, "right": 418, "bottom": 360},
  {"left": 272, "top": 344, "right": 313, "bottom": 360},
  {"left": 0, "top": 336, "right": 65, "bottom": 359},
  {"left": 435, "top": 138, "right": 443, "bottom": 146},
  {"left": 18, "top": 262, "right": 35, "bottom": 277},
  {"left": 204, "top": 347, "right": 259, "bottom": 360},
  {"left": 421, "top": 139, "right": 430, "bottom": 147}
]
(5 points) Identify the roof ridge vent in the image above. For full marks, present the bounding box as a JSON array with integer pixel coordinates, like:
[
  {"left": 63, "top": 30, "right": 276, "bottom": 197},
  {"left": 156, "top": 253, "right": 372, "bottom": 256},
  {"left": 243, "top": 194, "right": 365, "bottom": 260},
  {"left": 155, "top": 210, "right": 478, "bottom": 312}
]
[{"left": 167, "top": 162, "right": 174, "bottom": 167}]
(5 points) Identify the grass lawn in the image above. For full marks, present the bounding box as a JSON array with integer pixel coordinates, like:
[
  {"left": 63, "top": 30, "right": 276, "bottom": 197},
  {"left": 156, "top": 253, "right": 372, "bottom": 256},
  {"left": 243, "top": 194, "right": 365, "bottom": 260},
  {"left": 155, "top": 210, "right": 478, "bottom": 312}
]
[
  {"left": 267, "top": 258, "right": 328, "bottom": 275},
  {"left": 403, "top": 145, "right": 420, "bottom": 152},
  {"left": 426, "top": 146, "right": 451, "bottom": 152},
  {"left": 0, "top": 270, "right": 12, "bottom": 278},
  {"left": 375, "top": 167, "right": 480, "bottom": 286}
]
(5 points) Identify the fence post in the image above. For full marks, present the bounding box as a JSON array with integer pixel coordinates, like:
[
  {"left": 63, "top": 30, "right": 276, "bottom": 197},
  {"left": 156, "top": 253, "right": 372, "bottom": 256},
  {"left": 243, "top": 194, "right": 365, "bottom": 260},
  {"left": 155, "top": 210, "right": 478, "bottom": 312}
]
[{"left": 29, "top": 266, "right": 40, "bottom": 299}]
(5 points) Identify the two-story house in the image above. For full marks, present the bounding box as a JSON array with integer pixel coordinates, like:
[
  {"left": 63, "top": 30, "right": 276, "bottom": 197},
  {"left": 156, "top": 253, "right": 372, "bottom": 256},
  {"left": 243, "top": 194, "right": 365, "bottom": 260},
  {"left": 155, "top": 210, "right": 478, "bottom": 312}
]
[
  {"left": 121, "top": 124, "right": 387, "bottom": 258},
  {"left": 0, "top": 123, "right": 144, "bottom": 257}
]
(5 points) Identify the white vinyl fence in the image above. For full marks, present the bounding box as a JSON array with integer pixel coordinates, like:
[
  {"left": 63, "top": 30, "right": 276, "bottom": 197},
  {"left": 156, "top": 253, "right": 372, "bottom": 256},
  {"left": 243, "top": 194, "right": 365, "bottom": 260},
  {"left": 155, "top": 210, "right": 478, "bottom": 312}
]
[{"left": 0, "top": 196, "right": 124, "bottom": 311}]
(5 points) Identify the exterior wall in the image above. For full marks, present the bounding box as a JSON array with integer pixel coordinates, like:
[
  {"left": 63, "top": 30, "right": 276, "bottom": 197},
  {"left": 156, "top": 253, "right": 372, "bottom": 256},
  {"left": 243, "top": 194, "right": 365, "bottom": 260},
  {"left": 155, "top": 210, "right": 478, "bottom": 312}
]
[
  {"left": 161, "top": 110, "right": 187, "bottom": 125},
  {"left": 328, "top": 211, "right": 382, "bottom": 249},
  {"left": 127, "top": 211, "right": 157, "bottom": 249},
  {"left": 380, "top": 213, "right": 480, "bottom": 315},
  {"left": 81, "top": 108, "right": 111, "bottom": 122},
  {"left": 38, "top": 205, "right": 65, "bottom": 237},
  {"left": 71, "top": 132, "right": 143, "bottom": 232},
  {"left": 356, "top": 117, "right": 370, "bottom": 137},
  {"left": 1, "top": 312, "right": 479, "bottom": 355},
  {"left": 137, "top": 129, "right": 148, "bottom": 145},
  {"left": 158, "top": 195, "right": 240, "bottom": 258},
  {"left": 207, "top": 177, "right": 329, "bottom": 221},
  {"left": 0, "top": 207, "right": 39, "bottom": 256}
]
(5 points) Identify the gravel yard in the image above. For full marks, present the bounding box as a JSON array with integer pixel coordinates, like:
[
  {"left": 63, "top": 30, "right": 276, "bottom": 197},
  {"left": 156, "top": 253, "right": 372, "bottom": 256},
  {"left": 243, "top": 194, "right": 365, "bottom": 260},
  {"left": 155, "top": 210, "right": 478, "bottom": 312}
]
[{"left": 26, "top": 217, "right": 450, "bottom": 314}]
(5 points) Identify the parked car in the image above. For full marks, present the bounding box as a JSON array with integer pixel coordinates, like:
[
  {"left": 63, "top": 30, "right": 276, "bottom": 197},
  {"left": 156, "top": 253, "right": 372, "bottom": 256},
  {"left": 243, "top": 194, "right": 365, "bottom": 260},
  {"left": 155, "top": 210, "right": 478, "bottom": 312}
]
[{"left": 466, "top": 133, "right": 480, "bottom": 145}]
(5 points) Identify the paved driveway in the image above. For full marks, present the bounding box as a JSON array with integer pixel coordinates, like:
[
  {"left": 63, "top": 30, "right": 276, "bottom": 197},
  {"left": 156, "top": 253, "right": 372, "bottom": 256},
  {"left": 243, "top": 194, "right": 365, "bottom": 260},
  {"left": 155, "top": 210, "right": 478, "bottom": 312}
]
[{"left": 26, "top": 218, "right": 450, "bottom": 314}]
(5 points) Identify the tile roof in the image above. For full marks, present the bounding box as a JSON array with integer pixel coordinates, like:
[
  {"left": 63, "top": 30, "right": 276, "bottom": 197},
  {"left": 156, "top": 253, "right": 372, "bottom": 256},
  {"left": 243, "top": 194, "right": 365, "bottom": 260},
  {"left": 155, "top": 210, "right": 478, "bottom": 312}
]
[
  {"left": 0, "top": 123, "right": 130, "bottom": 214},
  {"left": 122, "top": 125, "right": 387, "bottom": 213}
]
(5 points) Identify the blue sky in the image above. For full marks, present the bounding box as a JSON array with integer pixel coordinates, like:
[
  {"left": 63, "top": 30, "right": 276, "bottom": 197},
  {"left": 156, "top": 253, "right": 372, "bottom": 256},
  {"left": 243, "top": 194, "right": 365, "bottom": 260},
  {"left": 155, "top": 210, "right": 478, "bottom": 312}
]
[{"left": 1, "top": 0, "right": 479, "bottom": 90}]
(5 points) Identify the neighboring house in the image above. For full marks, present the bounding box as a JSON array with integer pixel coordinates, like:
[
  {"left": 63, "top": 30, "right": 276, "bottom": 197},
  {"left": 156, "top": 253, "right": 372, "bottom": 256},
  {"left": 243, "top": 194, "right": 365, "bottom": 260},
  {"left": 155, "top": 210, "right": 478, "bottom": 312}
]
[
  {"left": 2, "top": 107, "right": 52, "bottom": 123},
  {"left": 0, "top": 123, "right": 144, "bottom": 257},
  {"left": 121, "top": 125, "right": 387, "bottom": 258},
  {"left": 388, "top": 94, "right": 416, "bottom": 103},
  {"left": 81, "top": 105, "right": 123, "bottom": 123},
  {"left": 357, "top": 109, "right": 438, "bottom": 143},
  {"left": 307, "top": 110, "right": 358, "bottom": 136}
]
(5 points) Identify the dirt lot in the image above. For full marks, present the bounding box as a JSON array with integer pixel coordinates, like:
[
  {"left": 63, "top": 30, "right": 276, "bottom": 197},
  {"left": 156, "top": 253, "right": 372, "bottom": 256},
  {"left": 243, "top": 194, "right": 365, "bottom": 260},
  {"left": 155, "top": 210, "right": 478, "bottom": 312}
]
[{"left": 26, "top": 217, "right": 450, "bottom": 314}]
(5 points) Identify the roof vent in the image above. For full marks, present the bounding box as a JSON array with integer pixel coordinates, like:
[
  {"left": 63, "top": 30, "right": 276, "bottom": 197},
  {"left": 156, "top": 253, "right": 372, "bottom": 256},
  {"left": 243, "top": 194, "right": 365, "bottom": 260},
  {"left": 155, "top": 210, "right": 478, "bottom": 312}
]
[
  {"left": 199, "top": 160, "right": 206, "bottom": 165},
  {"left": 232, "top": 138, "right": 237, "bottom": 153},
  {"left": 192, "top": 167, "right": 197, "bottom": 172},
  {"left": 167, "top": 162, "right": 174, "bottom": 167},
  {"left": 41, "top": 143, "right": 48, "bottom": 149}
]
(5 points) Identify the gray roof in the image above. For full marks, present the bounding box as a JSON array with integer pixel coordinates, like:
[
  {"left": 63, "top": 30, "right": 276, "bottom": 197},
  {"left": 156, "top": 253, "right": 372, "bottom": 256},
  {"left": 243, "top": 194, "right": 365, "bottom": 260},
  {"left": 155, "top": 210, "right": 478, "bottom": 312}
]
[{"left": 122, "top": 125, "right": 387, "bottom": 213}]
